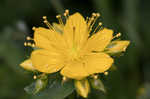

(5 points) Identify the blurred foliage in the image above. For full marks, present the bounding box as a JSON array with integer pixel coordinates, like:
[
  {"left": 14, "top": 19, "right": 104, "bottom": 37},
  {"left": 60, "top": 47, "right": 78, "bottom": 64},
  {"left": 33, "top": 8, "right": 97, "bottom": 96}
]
[{"left": 0, "top": 0, "right": 150, "bottom": 99}]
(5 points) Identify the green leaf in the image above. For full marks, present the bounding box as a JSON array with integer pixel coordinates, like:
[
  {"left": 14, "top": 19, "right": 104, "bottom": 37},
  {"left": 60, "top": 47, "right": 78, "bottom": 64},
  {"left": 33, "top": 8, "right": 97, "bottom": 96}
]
[
  {"left": 24, "top": 78, "right": 75, "bottom": 99},
  {"left": 90, "top": 79, "right": 106, "bottom": 93}
]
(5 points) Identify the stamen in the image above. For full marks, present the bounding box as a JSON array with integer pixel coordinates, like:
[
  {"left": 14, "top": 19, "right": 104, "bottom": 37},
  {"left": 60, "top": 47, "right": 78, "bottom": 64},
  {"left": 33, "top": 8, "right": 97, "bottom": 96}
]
[
  {"left": 89, "top": 13, "right": 101, "bottom": 33},
  {"left": 87, "top": 17, "right": 94, "bottom": 27},
  {"left": 113, "top": 33, "right": 121, "bottom": 39},
  {"left": 93, "top": 22, "right": 103, "bottom": 34},
  {"left": 65, "top": 9, "right": 69, "bottom": 15},
  {"left": 104, "top": 72, "right": 108, "bottom": 76},
  {"left": 26, "top": 36, "right": 33, "bottom": 40},
  {"left": 27, "top": 42, "right": 32, "bottom": 46},
  {"left": 62, "top": 76, "right": 67, "bottom": 81},
  {"left": 33, "top": 75, "right": 37, "bottom": 79},
  {"left": 64, "top": 9, "right": 69, "bottom": 21},
  {"left": 62, "top": 76, "right": 68, "bottom": 84},
  {"left": 96, "top": 13, "right": 100, "bottom": 17},
  {"left": 32, "top": 26, "right": 36, "bottom": 31},
  {"left": 92, "top": 13, "right": 97, "bottom": 17},
  {"left": 31, "top": 44, "right": 35, "bottom": 47},
  {"left": 93, "top": 75, "right": 98, "bottom": 79},
  {"left": 86, "top": 17, "right": 89, "bottom": 23},
  {"left": 56, "top": 15, "right": 64, "bottom": 25},
  {"left": 24, "top": 42, "right": 27, "bottom": 46},
  {"left": 43, "top": 16, "right": 54, "bottom": 29}
]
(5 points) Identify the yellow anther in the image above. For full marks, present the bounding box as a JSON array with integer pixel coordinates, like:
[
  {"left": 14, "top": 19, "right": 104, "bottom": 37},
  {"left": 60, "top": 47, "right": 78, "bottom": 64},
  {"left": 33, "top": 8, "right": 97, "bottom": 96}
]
[
  {"left": 62, "top": 76, "right": 67, "bottom": 81},
  {"left": 26, "top": 36, "right": 31, "bottom": 40},
  {"left": 56, "top": 15, "right": 64, "bottom": 25},
  {"left": 33, "top": 75, "right": 37, "bottom": 79},
  {"left": 93, "top": 75, "right": 98, "bottom": 79},
  {"left": 99, "top": 22, "right": 102, "bottom": 26},
  {"left": 90, "top": 17, "right": 94, "bottom": 21},
  {"left": 64, "top": 13, "right": 67, "bottom": 16},
  {"left": 42, "top": 16, "right": 55, "bottom": 29},
  {"left": 116, "top": 33, "right": 121, "bottom": 37},
  {"left": 65, "top": 9, "right": 69, "bottom": 14},
  {"left": 104, "top": 72, "right": 108, "bottom": 76},
  {"left": 113, "top": 33, "right": 121, "bottom": 39},
  {"left": 92, "top": 13, "right": 96, "bottom": 17},
  {"left": 32, "top": 27, "right": 36, "bottom": 31},
  {"left": 43, "top": 16, "right": 47, "bottom": 19},
  {"left": 96, "top": 13, "right": 100, "bottom": 17},
  {"left": 56, "top": 15, "right": 61, "bottom": 18},
  {"left": 43, "top": 20, "right": 48, "bottom": 23},
  {"left": 27, "top": 42, "right": 32, "bottom": 46},
  {"left": 24, "top": 42, "right": 27, "bottom": 46},
  {"left": 32, "top": 44, "right": 35, "bottom": 47}
]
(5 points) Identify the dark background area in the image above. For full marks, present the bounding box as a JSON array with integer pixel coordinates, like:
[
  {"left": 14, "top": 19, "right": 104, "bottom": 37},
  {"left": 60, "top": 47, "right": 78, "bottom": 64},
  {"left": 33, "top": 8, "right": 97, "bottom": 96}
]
[{"left": 0, "top": 0, "right": 150, "bottom": 99}]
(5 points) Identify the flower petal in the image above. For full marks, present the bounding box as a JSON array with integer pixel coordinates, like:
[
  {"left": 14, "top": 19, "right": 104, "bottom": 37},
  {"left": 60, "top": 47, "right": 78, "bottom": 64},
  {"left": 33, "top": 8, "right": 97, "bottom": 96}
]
[
  {"left": 34, "top": 27, "right": 66, "bottom": 50},
  {"left": 60, "top": 61, "right": 89, "bottom": 80},
  {"left": 20, "top": 59, "right": 35, "bottom": 71},
  {"left": 31, "top": 49, "right": 64, "bottom": 73},
  {"left": 63, "top": 12, "right": 88, "bottom": 49},
  {"left": 106, "top": 40, "right": 130, "bottom": 53},
  {"left": 84, "top": 53, "right": 113, "bottom": 75},
  {"left": 85, "top": 28, "right": 113, "bottom": 52}
]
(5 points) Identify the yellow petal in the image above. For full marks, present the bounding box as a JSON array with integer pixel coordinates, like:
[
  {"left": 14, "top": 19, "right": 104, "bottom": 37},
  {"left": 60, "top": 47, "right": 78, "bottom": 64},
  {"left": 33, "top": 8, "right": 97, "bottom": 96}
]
[
  {"left": 85, "top": 28, "right": 113, "bottom": 52},
  {"left": 74, "top": 79, "right": 90, "bottom": 98},
  {"left": 106, "top": 40, "right": 130, "bottom": 53},
  {"left": 34, "top": 27, "right": 66, "bottom": 50},
  {"left": 84, "top": 53, "right": 113, "bottom": 74},
  {"left": 20, "top": 59, "right": 35, "bottom": 71},
  {"left": 60, "top": 61, "right": 89, "bottom": 80},
  {"left": 63, "top": 12, "right": 88, "bottom": 49},
  {"left": 31, "top": 49, "right": 64, "bottom": 73}
]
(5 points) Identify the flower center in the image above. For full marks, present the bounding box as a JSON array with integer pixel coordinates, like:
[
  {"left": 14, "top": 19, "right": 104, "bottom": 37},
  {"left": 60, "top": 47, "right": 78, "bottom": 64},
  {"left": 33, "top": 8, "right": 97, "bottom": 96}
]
[{"left": 70, "top": 45, "right": 80, "bottom": 61}]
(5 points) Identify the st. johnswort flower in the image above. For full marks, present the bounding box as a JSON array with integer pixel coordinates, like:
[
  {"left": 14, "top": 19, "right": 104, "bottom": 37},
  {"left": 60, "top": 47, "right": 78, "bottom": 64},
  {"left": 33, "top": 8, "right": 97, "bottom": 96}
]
[{"left": 20, "top": 10, "right": 130, "bottom": 80}]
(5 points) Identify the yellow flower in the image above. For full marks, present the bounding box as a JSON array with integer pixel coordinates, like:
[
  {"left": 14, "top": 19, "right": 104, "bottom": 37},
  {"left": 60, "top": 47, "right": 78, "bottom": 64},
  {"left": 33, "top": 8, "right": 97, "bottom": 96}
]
[{"left": 20, "top": 11, "right": 130, "bottom": 80}]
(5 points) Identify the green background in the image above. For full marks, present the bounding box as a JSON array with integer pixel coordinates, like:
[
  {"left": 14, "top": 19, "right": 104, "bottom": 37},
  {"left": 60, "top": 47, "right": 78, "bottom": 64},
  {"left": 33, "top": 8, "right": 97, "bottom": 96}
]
[{"left": 0, "top": 0, "right": 150, "bottom": 99}]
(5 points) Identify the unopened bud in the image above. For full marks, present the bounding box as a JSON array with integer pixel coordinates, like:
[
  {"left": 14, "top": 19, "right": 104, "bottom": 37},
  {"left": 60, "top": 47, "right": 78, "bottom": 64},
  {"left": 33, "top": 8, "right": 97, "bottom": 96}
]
[{"left": 74, "top": 79, "right": 90, "bottom": 98}]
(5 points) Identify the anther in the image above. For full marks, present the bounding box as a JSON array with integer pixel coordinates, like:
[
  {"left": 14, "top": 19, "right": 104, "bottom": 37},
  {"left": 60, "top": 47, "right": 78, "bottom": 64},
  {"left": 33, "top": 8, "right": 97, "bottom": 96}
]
[
  {"left": 43, "top": 20, "right": 48, "bottom": 23},
  {"left": 32, "top": 27, "right": 36, "bottom": 31},
  {"left": 26, "top": 36, "right": 31, "bottom": 40},
  {"left": 62, "top": 76, "right": 67, "bottom": 81},
  {"left": 116, "top": 33, "right": 121, "bottom": 37},
  {"left": 24, "top": 42, "right": 27, "bottom": 46},
  {"left": 65, "top": 9, "right": 69, "bottom": 14},
  {"left": 113, "top": 33, "right": 121, "bottom": 39},
  {"left": 27, "top": 42, "right": 32, "bottom": 46},
  {"left": 93, "top": 75, "right": 98, "bottom": 79},
  {"left": 43, "top": 16, "right": 47, "bottom": 20},
  {"left": 31, "top": 44, "right": 35, "bottom": 47},
  {"left": 99, "top": 22, "right": 102, "bottom": 26},
  {"left": 56, "top": 15, "right": 64, "bottom": 25},
  {"left": 33, "top": 75, "right": 37, "bottom": 79},
  {"left": 92, "top": 13, "right": 96, "bottom": 17},
  {"left": 96, "top": 13, "right": 100, "bottom": 17},
  {"left": 56, "top": 15, "right": 61, "bottom": 18},
  {"left": 104, "top": 72, "right": 108, "bottom": 76},
  {"left": 64, "top": 13, "right": 67, "bottom": 16}
]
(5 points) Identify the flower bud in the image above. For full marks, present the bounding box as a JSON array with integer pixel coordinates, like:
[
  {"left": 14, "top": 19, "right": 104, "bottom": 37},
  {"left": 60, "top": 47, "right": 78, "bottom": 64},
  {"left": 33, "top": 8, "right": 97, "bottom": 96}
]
[
  {"left": 90, "top": 79, "right": 106, "bottom": 93},
  {"left": 74, "top": 79, "right": 90, "bottom": 98},
  {"left": 34, "top": 75, "right": 48, "bottom": 94}
]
